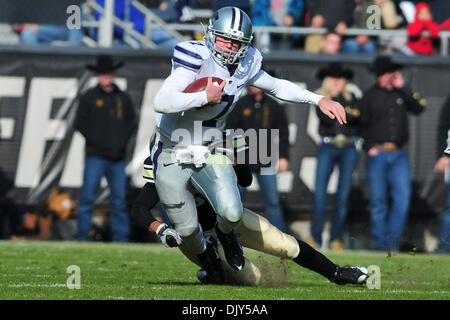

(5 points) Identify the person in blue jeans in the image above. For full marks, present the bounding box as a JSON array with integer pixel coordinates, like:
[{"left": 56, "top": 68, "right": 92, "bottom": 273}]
[
  {"left": 238, "top": 172, "right": 287, "bottom": 232},
  {"left": 360, "top": 55, "right": 425, "bottom": 251},
  {"left": 251, "top": 0, "right": 305, "bottom": 51},
  {"left": 364, "top": 149, "right": 412, "bottom": 250},
  {"left": 433, "top": 95, "right": 450, "bottom": 253},
  {"left": 310, "top": 62, "right": 361, "bottom": 250},
  {"left": 75, "top": 56, "right": 137, "bottom": 242},
  {"left": 341, "top": 36, "right": 377, "bottom": 54},
  {"left": 19, "top": 24, "right": 83, "bottom": 46}
]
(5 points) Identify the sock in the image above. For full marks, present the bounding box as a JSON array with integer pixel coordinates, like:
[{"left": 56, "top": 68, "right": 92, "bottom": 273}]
[
  {"left": 293, "top": 238, "right": 338, "bottom": 279},
  {"left": 179, "top": 224, "right": 207, "bottom": 256}
]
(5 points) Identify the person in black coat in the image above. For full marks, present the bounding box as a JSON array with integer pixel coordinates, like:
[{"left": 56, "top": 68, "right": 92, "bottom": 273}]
[
  {"left": 433, "top": 95, "right": 450, "bottom": 252},
  {"left": 75, "top": 55, "right": 137, "bottom": 242},
  {"left": 360, "top": 55, "right": 425, "bottom": 251}
]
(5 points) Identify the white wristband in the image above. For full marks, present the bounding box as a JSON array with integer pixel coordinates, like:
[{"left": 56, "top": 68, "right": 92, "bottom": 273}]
[{"left": 156, "top": 223, "right": 167, "bottom": 235}]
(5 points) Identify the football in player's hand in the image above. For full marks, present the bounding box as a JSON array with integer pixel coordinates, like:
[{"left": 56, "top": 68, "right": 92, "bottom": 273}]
[{"left": 183, "top": 77, "right": 224, "bottom": 93}]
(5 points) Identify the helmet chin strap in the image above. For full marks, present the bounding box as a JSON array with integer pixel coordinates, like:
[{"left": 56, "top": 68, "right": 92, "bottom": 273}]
[{"left": 201, "top": 22, "right": 207, "bottom": 36}]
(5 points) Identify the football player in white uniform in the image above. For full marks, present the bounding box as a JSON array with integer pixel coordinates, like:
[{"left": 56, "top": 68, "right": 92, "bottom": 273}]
[{"left": 152, "top": 6, "right": 347, "bottom": 281}]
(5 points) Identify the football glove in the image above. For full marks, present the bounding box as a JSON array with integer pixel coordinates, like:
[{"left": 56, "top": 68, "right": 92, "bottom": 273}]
[{"left": 156, "top": 223, "right": 182, "bottom": 248}]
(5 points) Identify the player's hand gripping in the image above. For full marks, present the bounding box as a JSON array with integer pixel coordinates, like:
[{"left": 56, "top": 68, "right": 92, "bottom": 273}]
[
  {"left": 156, "top": 223, "right": 182, "bottom": 248},
  {"left": 206, "top": 77, "right": 226, "bottom": 105},
  {"left": 318, "top": 98, "right": 347, "bottom": 125}
]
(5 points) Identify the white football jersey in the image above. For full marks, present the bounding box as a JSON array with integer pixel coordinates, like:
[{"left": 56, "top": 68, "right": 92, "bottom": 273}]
[{"left": 155, "top": 40, "right": 263, "bottom": 145}]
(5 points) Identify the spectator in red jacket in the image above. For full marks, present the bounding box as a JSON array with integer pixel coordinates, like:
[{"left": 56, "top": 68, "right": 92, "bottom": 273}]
[
  {"left": 440, "top": 18, "right": 450, "bottom": 31},
  {"left": 406, "top": 2, "right": 440, "bottom": 55}
]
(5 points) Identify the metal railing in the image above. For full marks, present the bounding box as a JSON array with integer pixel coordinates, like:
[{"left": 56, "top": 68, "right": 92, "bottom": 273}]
[
  {"left": 82, "top": 0, "right": 187, "bottom": 48},
  {"left": 130, "top": 0, "right": 186, "bottom": 41}
]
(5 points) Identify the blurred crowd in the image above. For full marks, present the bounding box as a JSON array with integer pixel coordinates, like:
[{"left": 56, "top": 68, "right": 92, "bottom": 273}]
[{"left": 6, "top": 0, "right": 450, "bottom": 56}]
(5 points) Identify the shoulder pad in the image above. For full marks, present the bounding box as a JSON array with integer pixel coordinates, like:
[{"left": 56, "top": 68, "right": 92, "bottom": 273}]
[
  {"left": 172, "top": 41, "right": 209, "bottom": 72},
  {"left": 239, "top": 45, "right": 263, "bottom": 81},
  {"left": 247, "top": 46, "right": 263, "bottom": 65}
]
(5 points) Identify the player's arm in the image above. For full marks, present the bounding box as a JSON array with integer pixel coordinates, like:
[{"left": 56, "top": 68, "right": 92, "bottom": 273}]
[
  {"left": 154, "top": 67, "right": 209, "bottom": 113},
  {"left": 131, "top": 183, "right": 182, "bottom": 248},
  {"left": 130, "top": 183, "right": 160, "bottom": 231},
  {"left": 249, "top": 70, "right": 347, "bottom": 124}
]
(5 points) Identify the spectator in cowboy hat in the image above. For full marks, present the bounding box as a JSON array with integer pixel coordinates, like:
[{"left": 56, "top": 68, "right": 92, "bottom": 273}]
[
  {"left": 75, "top": 55, "right": 137, "bottom": 242},
  {"left": 359, "top": 55, "right": 426, "bottom": 251},
  {"left": 86, "top": 55, "right": 125, "bottom": 74},
  {"left": 308, "top": 62, "right": 362, "bottom": 250}
]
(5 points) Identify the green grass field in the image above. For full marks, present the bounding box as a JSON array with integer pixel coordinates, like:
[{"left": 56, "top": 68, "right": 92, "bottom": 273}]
[{"left": 0, "top": 240, "right": 449, "bottom": 300}]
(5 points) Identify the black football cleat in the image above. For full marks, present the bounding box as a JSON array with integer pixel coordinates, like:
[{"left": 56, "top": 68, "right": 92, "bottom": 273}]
[
  {"left": 215, "top": 225, "right": 245, "bottom": 271},
  {"left": 329, "top": 266, "right": 368, "bottom": 285},
  {"left": 197, "top": 269, "right": 209, "bottom": 284},
  {"left": 197, "top": 269, "right": 227, "bottom": 285},
  {"left": 197, "top": 235, "right": 226, "bottom": 284}
]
